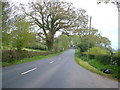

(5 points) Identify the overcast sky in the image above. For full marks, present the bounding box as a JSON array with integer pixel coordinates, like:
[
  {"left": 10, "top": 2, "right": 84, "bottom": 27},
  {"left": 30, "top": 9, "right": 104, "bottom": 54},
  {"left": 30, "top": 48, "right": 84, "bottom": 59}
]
[
  {"left": 10, "top": 0, "right": 118, "bottom": 49},
  {"left": 66, "top": 0, "right": 118, "bottom": 50}
]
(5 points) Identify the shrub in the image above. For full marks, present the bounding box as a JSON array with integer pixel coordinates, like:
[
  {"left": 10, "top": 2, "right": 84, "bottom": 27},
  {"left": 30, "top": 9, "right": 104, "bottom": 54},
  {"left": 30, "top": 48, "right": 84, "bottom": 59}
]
[
  {"left": 89, "top": 59, "right": 110, "bottom": 70},
  {"left": 83, "top": 47, "right": 110, "bottom": 56},
  {"left": 89, "top": 54, "right": 95, "bottom": 59},
  {"left": 95, "top": 54, "right": 120, "bottom": 66},
  {"left": 78, "top": 49, "right": 82, "bottom": 57},
  {"left": 27, "top": 43, "right": 47, "bottom": 50},
  {"left": 2, "top": 50, "right": 52, "bottom": 62},
  {"left": 75, "top": 49, "right": 81, "bottom": 57},
  {"left": 95, "top": 55, "right": 111, "bottom": 65},
  {"left": 89, "top": 59, "right": 120, "bottom": 79},
  {"left": 110, "top": 66, "right": 120, "bottom": 79},
  {"left": 112, "top": 56, "right": 120, "bottom": 66},
  {"left": 80, "top": 56, "right": 87, "bottom": 61}
]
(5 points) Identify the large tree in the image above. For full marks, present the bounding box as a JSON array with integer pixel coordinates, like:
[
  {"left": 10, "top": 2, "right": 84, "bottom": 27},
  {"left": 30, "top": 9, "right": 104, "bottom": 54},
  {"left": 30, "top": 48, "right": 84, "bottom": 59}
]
[{"left": 21, "top": 0, "right": 88, "bottom": 51}]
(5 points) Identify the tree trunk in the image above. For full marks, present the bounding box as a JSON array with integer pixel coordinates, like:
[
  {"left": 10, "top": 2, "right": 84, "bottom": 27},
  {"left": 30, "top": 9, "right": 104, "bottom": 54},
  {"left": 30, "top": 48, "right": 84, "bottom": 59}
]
[
  {"left": 46, "top": 33, "right": 54, "bottom": 51},
  {"left": 46, "top": 40, "right": 54, "bottom": 51}
]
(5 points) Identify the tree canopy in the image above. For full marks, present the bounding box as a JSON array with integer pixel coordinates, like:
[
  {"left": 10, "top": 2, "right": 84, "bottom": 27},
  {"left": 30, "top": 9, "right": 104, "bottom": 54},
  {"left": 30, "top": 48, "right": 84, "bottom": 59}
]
[
  {"left": 11, "top": 17, "right": 35, "bottom": 51},
  {"left": 1, "top": 0, "right": 112, "bottom": 53},
  {"left": 21, "top": 0, "right": 88, "bottom": 50}
]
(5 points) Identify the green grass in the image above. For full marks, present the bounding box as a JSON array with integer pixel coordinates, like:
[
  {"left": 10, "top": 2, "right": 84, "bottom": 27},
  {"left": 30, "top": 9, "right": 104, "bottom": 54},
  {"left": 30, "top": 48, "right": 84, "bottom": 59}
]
[
  {"left": 75, "top": 56, "right": 111, "bottom": 77},
  {"left": 23, "top": 48, "right": 49, "bottom": 52},
  {"left": 74, "top": 50, "right": 118, "bottom": 81},
  {"left": 89, "top": 59, "right": 120, "bottom": 79},
  {"left": 0, "top": 62, "right": 2, "bottom": 67},
  {"left": 89, "top": 59, "right": 110, "bottom": 71},
  {"left": 2, "top": 50, "right": 66, "bottom": 67}
]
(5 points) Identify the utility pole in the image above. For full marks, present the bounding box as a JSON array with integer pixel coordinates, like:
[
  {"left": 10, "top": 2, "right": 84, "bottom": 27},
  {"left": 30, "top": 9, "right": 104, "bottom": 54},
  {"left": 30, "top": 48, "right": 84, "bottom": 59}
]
[{"left": 87, "top": 16, "right": 92, "bottom": 60}]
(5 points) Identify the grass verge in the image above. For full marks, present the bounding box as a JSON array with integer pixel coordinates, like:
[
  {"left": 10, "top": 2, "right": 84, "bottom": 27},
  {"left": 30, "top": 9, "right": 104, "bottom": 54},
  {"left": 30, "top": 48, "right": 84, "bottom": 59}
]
[
  {"left": 89, "top": 59, "right": 120, "bottom": 80},
  {"left": 23, "top": 48, "right": 49, "bottom": 52},
  {"left": 2, "top": 50, "right": 66, "bottom": 67},
  {"left": 75, "top": 54, "right": 118, "bottom": 81}
]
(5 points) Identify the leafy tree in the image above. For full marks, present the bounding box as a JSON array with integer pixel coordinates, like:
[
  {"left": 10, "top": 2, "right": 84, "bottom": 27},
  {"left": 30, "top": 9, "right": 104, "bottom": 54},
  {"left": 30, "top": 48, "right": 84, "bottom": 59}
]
[
  {"left": 1, "top": 0, "right": 17, "bottom": 49},
  {"left": 75, "top": 28, "right": 99, "bottom": 51},
  {"left": 53, "top": 34, "right": 70, "bottom": 52},
  {"left": 74, "top": 28, "right": 111, "bottom": 52},
  {"left": 98, "top": 36, "right": 111, "bottom": 49},
  {"left": 83, "top": 47, "right": 110, "bottom": 55},
  {"left": 71, "top": 35, "right": 81, "bottom": 47},
  {"left": 27, "top": 36, "right": 47, "bottom": 50},
  {"left": 21, "top": 1, "right": 88, "bottom": 51},
  {"left": 2, "top": 1, "right": 11, "bottom": 49},
  {"left": 11, "top": 17, "right": 35, "bottom": 51}
]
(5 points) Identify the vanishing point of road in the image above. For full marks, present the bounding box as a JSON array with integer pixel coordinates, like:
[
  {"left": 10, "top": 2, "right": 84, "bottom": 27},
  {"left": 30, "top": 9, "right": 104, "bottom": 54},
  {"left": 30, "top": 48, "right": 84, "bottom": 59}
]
[{"left": 3, "top": 49, "right": 118, "bottom": 88}]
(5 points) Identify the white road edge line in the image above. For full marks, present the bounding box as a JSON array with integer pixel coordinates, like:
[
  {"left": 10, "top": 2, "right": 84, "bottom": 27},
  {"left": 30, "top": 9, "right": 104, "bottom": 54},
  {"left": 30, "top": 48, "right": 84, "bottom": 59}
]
[
  {"left": 21, "top": 68, "right": 37, "bottom": 75},
  {"left": 50, "top": 61, "right": 54, "bottom": 63}
]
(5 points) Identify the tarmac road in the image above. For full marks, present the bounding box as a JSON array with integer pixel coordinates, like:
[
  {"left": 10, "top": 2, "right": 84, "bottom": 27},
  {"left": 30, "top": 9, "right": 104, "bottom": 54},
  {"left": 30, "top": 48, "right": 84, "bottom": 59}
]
[{"left": 2, "top": 49, "right": 118, "bottom": 88}]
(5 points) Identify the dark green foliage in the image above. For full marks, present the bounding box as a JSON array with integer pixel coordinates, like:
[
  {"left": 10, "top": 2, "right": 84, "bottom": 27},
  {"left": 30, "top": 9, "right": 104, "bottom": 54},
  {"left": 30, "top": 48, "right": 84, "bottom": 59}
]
[
  {"left": 95, "top": 55, "right": 111, "bottom": 65},
  {"left": 112, "top": 56, "right": 120, "bottom": 66},
  {"left": 94, "top": 55, "right": 120, "bottom": 66},
  {"left": 89, "top": 60, "right": 108, "bottom": 71},
  {"left": 89, "top": 59, "right": 120, "bottom": 79},
  {"left": 80, "top": 56, "right": 87, "bottom": 61},
  {"left": 53, "top": 35, "right": 70, "bottom": 52},
  {"left": 2, "top": 50, "right": 52, "bottom": 62},
  {"left": 28, "top": 46, "right": 47, "bottom": 50},
  {"left": 89, "top": 54, "right": 95, "bottom": 59},
  {"left": 27, "top": 44, "right": 47, "bottom": 50},
  {"left": 79, "top": 42, "right": 88, "bottom": 52},
  {"left": 83, "top": 47, "right": 110, "bottom": 55},
  {"left": 75, "top": 49, "right": 82, "bottom": 58},
  {"left": 110, "top": 66, "right": 120, "bottom": 79},
  {"left": 77, "top": 47, "right": 119, "bottom": 66},
  {"left": 76, "top": 48, "right": 120, "bottom": 79},
  {"left": 78, "top": 50, "right": 82, "bottom": 57}
]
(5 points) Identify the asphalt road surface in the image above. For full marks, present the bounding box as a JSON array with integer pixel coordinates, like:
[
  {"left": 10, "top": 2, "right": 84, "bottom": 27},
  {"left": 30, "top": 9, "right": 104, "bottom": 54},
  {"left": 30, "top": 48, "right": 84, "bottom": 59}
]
[{"left": 3, "top": 49, "right": 118, "bottom": 88}]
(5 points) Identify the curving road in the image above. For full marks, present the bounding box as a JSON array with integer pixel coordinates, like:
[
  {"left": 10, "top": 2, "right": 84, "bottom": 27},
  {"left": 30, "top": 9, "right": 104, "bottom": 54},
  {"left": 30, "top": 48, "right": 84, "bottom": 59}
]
[{"left": 3, "top": 49, "right": 118, "bottom": 88}]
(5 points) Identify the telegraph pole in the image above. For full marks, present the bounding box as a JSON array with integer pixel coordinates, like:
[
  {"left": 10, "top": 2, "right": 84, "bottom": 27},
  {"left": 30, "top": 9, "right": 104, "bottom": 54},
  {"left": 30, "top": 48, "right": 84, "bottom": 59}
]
[{"left": 87, "top": 16, "right": 92, "bottom": 60}]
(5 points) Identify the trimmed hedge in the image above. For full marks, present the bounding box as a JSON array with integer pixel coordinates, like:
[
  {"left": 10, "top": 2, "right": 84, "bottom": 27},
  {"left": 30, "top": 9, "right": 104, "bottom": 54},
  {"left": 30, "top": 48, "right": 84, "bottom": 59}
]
[
  {"left": 95, "top": 55, "right": 120, "bottom": 66},
  {"left": 112, "top": 56, "right": 120, "bottom": 66},
  {"left": 77, "top": 50, "right": 120, "bottom": 79},
  {"left": 89, "top": 59, "right": 120, "bottom": 79},
  {"left": 80, "top": 56, "right": 87, "bottom": 61},
  {"left": 2, "top": 50, "right": 53, "bottom": 62},
  {"left": 95, "top": 55, "right": 111, "bottom": 65},
  {"left": 89, "top": 54, "right": 95, "bottom": 59},
  {"left": 80, "top": 53, "right": 120, "bottom": 66}
]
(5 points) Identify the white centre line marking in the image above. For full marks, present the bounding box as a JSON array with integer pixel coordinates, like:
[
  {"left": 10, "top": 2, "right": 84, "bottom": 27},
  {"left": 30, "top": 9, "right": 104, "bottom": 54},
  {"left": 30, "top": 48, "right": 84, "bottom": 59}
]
[
  {"left": 21, "top": 68, "right": 37, "bottom": 75},
  {"left": 50, "top": 61, "right": 54, "bottom": 63}
]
